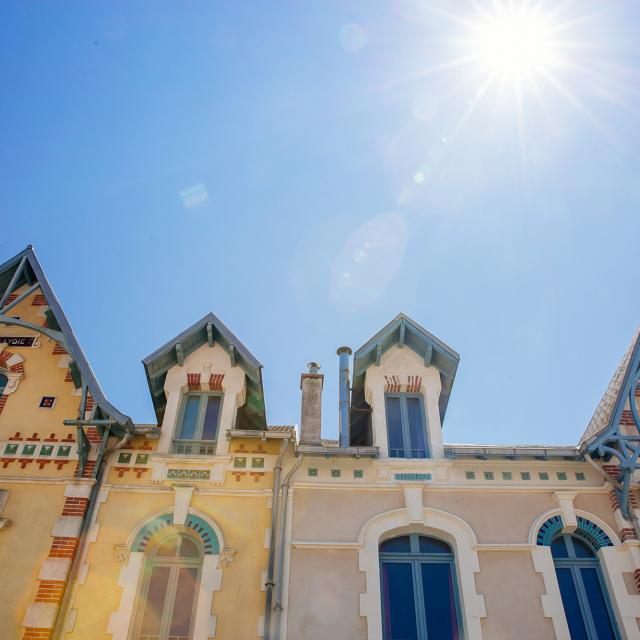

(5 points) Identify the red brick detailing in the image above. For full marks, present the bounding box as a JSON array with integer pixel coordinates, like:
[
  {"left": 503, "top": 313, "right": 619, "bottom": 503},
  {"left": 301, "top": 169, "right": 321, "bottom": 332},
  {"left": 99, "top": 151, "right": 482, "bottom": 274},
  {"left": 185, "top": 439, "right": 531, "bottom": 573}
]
[
  {"left": 49, "top": 536, "right": 79, "bottom": 559},
  {"left": 62, "top": 497, "right": 89, "bottom": 517},
  {"left": 0, "top": 395, "right": 7, "bottom": 415},
  {"left": 44, "top": 434, "right": 58, "bottom": 442},
  {"left": 74, "top": 460, "right": 96, "bottom": 478},
  {"left": 31, "top": 294, "right": 47, "bottom": 306},
  {"left": 62, "top": 433, "right": 75, "bottom": 442},
  {"left": 209, "top": 373, "right": 224, "bottom": 391},
  {"left": 603, "top": 464, "right": 621, "bottom": 479},
  {"left": 84, "top": 395, "right": 94, "bottom": 413},
  {"left": 133, "top": 467, "right": 149, "bottom": 479},
  {"left": 18, "top": 459, "right": 33, "bottom": 469},
  {"left": 406, "top": 375, "right": 422, "bottom": 393},
  {"left": 187, "top": 373, "right": 201, "bottom": 390},
  {"left": 41, "top": 317, "right": 48, "bottom": 329},
  {"left": 9, "top": 431, "right": 22, "bottom": 440},
  {"left": 621, "top": 528, "right": 638, "bottom": 541},
  {"left": 0, "top": 351, "right": 10, "bottom": 367},
  {"left": 252, "top": 444, "right": 266, "bottom": 454},
  {"left": 52, "top": 344, "right": 66, "bottom": 355},
  {"left": 36, "top": 460, "right": 51, "bottom": 470},
  {"left": 384, "top": 375, "right": 401, "bottom": 393},
  {"left": 23, "top": 628, "right": 52, "bottom": 639},
  {"left": 621, "top": 410, "right": 635, "bottom": 426},
  {"left": 115, "top": 467, "right": 130, "bottom": 478},
  {"left": 54, "top": 460, "right": 70, "bottom": 471},
  {"left": 5, "top": 293, "right": 17, "bottom": 304},
  {"left": 232, "top": 472, "right": 243, "bottom": 482},
  {"left": 26, "top": 433, "right": 41, "bottom": 441},
  {"left": 1, "top": 458, "right": 14, "bottom": 468},
  {"left": 34, "top": 579, "right": 65, "bottom": 604},
  {"left": 634, "top": 569, "right": 640, "bottom": 592},
  {"left": 85, "top": 427, "right": 102, "bottom": 444},
  {"left": 250, "top": 472, "right": 264, "bottom": 482},
  {"left": 610, "top": 491, "right": 621, "bottom": 511},
  {"left": 9, "top": 361, "right": 24, "bottom": 373},
  {"left": 64, "top": 369, "right": 73, "bottom": 382}
]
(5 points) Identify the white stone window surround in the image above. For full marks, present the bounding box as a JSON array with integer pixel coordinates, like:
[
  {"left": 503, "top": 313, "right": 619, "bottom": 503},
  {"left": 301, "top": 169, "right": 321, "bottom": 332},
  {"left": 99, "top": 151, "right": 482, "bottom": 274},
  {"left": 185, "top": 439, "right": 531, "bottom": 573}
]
[
  {"left": 529, "top": 508, "right": 640, "bottom": 640},
  {"left": 357, "top": 506, "right": 486, "bottom": 640},
  {"left": 156, "top": 343, "right": 247, "bottom": 458},
  {"left": 107, "top": 508, "right": 224, "bottom": 640},
  {"left": 364, "top": 346, "right": 445, "bottom": 459}
]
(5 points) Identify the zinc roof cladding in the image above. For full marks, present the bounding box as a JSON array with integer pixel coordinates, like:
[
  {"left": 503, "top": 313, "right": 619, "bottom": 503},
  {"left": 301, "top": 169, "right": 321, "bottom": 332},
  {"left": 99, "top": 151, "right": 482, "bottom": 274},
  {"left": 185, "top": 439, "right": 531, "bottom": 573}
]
[
  {"left": 0, "top": 246, "right": 134, "bottom": 434},
  {"left": 142, "top": 312, "right": 267, "bottom": 428},
  {"left": 351, "top": 313, "right": 460, "bottom": 424},
  {"left": 580, "top": 327, "right": 640, "bottom": 447}
]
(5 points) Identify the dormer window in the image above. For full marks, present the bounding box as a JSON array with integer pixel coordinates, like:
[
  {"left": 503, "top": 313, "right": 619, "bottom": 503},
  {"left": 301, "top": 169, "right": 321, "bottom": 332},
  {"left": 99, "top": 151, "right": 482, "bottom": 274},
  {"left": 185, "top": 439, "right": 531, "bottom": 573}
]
[
  {"left": 173, "top": 393, "right": 222, "bottom": 455},
  {"left": 385, "top": 393, "right": 429, "bottom": 458}
]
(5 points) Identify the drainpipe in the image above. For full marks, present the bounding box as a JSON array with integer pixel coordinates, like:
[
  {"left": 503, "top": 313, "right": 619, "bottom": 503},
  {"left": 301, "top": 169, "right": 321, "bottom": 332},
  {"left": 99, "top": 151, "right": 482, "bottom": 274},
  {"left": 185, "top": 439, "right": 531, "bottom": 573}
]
[
  {"left": 337, "top": 347, "right": 352, "bottom": 448},
  {"left": 53, "top": 431, "right": 132, "bottom": 639},
  {"left": 585, "top": 453, "right": 640, "bottom": 541},
  {"left": 272, "top": 453, "right": 303, "bottom": 640},
  {"left": 263, "top": 437, "right": 290, "bottom": 640}
]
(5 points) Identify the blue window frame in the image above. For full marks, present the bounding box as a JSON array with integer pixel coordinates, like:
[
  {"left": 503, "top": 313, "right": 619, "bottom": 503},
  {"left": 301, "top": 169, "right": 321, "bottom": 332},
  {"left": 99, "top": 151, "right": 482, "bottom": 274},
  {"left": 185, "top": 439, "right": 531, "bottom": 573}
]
[
  {"left": 385, "top": 393, "right": 429, "bottom": 458},
  {"left": 172, "top": 393, "right": 222, "bottom": 455},
  {"left": 551, "top": 533, "right": 621, "bottom": 640},
  {"left": 379, "top": 534, "right": 462, "bottom": 640},
  {"left": 0, "top": 373, "right": 7, "bottom": 395}
]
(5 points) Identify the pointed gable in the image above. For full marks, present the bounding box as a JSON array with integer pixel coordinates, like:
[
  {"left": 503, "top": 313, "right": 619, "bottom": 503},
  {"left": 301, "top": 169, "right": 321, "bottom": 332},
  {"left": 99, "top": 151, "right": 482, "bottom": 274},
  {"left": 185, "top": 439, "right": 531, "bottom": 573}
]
[
  {"left": 143, "top": 313, "right": 266, "bottom": 429},
  {"left": 0, "top": 246, "right": 134, "bottom": 434}
]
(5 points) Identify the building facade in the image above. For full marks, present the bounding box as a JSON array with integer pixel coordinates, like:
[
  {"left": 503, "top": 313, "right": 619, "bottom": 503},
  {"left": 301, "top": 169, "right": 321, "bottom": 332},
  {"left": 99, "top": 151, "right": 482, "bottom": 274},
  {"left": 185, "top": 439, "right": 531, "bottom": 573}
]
[{"left": 1, "top": 246, "right": 639, "bottom": 640}]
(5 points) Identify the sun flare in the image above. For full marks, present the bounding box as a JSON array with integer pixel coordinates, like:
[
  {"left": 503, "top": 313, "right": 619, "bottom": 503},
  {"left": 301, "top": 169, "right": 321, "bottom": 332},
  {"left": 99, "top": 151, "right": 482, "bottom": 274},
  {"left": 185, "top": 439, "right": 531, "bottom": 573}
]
[{"left": 470, "top": 5, "right": 561, "bottom": 79}]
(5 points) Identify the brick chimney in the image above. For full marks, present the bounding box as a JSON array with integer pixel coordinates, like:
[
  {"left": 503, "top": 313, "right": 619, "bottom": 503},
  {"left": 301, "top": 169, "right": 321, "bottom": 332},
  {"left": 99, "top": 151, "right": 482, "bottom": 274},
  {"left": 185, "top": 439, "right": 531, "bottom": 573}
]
[{"left": 300, "top": 362, "right": 323, "bottom": 445}]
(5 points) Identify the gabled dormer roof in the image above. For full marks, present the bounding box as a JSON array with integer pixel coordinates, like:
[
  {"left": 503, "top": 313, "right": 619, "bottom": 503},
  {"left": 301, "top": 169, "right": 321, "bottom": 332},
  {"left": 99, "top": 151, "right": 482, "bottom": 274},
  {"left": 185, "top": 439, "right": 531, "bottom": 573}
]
[
  {"left": 580, "top": 326, "right": 640, "bottom": 449},
  {"left": 352, "top": 313, "right": 460, "bottom": 424},
  {"left": 142, "top": 313, "right": 266, "bottom": 429},
  {"left": 0, "top": 246, "right": 134, "bottom": 435}
]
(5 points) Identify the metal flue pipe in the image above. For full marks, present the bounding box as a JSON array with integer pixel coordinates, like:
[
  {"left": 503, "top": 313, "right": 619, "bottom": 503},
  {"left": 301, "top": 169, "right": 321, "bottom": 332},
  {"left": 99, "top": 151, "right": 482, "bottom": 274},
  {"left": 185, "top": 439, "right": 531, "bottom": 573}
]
[{"left": 337, "top": 346, "right": 352, "bottom": 448}]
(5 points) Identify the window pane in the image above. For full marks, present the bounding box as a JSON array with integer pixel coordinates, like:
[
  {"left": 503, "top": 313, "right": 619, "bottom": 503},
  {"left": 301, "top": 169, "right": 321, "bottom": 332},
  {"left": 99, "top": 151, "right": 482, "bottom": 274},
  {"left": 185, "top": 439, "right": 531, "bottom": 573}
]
[
  {"left": 580, "top": 567, "right": 617, "bottom": 640},
  {"left": 380, "top": 536, "right": 411, "bottom": 554},
  {"left": 572, "top": 537, "right": 595, "bottom": 558},
  {"left": 140, "top": 566, "right": 171, "bottom": 635},
  {"left": 406, "top": 397, "right": 428, "bottom": 458},
  {"left": 380, "top": 562, "right": 418, "bottom": 640},
  {"left": 178, "top": 537, "right": 200, "bottom": 558},
  {"left": 169, "top": 567, "right": 199, "bottom": 638},
  {"left": 551, "top": 536, "right": 569, "bottom": 558},
  {"left": 202, "top": 396, "right": 221, "bottom": 441},
  {"left": 555, "top": 568, "right": 589, "bottom": 640},
  {"left": 419, "top": 536, "right": 452, "bottom": 554},
  {"left": 155, "top": 538, "right": 179, "bottom": 558},
  {"left": 179, "top": 396, "right": 200, "bottom": 440},
  {"left": 421, "top": 562, "right": 460, "bottom": 640},
  {"left": 385, "top": 397, "right": 405, "bottom": 458}
]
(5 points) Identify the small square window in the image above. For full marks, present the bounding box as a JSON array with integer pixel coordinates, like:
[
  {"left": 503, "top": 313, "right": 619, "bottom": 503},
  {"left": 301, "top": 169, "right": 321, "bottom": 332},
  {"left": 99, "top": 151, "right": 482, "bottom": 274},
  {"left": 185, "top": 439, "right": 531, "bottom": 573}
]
[
  {"left": 521, "top": 472, "right": 531, "bottom": 480},
  {"left": 557, "top": 472, "right": 567, "bottom": 481},
  {"left": 484, "top": 471, "right": 494, "bottom": 480},
  {"left": 135, "top": 454, "right": 149, "bottom": 465},
  {"left": 23, "top": 444, "right": 36, "bottom": 456},
  {"left": 575, "top": 472, "right": 586, "bottom": 481},
  {"left": 502, "top": 471, "right": 512, "bottom": 480},
  {"left": 39, "top": 396, "right": 56, "bottom": 409},
  {"left": 233, "top": 457, "right": 247, "bottom": 468},
  {"left": 331, "top": 469, "right": 341, "bottom": 478},
  {"left": 465, "top": 471, "right": 476, "bottom": 480},
  {"left": 252, "top": 457, "right": 265, "bottom": 469},
  {"left": 57, "top": 445, "right": 71, "bottom": 457},
  {"left": 308, "top": 468, "right": 318, "bottom": 477},
  {"left": 353, "top": 469, "right": 364, "bottom": 479},
  {"left": 40, "top": 445, "right": 53, "bottom": 457},
  {"left": 118, "top": 452, "right": 132, "bottom": 464},
  {"left": 4, "top": 444, "right": 18, "bottom": 455}
]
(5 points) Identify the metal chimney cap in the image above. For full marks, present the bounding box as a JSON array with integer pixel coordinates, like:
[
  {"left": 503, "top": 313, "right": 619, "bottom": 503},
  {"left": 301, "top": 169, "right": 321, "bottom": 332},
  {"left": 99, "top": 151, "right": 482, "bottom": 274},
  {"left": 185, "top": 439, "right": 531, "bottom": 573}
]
[
  {"left": 336, "top": 346, "right": 352, "bottom": 356},
  {"left": 307, "top": 362, "right": 321, "bottom": 374}
]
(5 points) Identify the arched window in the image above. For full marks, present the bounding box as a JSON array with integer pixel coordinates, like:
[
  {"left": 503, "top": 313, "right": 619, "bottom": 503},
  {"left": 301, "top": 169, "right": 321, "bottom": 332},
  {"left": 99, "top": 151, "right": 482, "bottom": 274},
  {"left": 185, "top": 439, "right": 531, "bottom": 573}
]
[
  {"left": 132, "top": 532, "right": 202, "bottom": 640},
  {"left": 379, "top": 533, "right": 462, "bottom": 639},
  {"left": 0, "top": 372, "right": 7, "bottom": 395},
  {"left": 550, "top": 533, "right": 621, "bottom": 640}
]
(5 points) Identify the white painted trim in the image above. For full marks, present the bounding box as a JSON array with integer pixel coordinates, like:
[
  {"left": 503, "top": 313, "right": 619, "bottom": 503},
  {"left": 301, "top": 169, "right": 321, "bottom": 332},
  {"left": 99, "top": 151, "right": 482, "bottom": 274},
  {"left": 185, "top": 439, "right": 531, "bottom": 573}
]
[
  {"left": 107, "top": 551, "right": 144, "bottom": 640},
  {"left": 356, "top": 507, "right": 486, "bottom": 640},
  {"left": 528, "top": 508, "right": 621, "bottom": 546},
  {"left": 531, "top": 546, "right": 571, "bottom": 640},
  {"left": 193, "top": 554, "right": 222, "bottom": 639}
]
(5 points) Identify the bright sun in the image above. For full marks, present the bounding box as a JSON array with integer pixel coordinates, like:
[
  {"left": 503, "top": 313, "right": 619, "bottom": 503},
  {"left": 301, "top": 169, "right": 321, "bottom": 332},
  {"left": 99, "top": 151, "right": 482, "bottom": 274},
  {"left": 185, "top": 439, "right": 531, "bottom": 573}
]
[{"left": 471, "top": 5, "right": 560, "bottom": 79}]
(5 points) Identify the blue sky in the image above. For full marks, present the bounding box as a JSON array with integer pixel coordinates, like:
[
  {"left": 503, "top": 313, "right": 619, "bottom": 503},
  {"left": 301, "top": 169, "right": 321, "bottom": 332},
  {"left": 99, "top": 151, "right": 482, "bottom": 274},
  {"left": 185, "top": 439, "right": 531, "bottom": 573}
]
[{"left": 2, "top": 1, "right": 639, "bottom": 444}]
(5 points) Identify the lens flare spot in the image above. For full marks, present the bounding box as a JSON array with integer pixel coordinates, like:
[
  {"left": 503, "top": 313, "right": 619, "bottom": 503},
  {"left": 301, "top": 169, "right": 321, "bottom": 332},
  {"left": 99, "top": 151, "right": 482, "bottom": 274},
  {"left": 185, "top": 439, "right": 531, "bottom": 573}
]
[{"left": 339, "top": 23, "right": 367, "bottom": 52}]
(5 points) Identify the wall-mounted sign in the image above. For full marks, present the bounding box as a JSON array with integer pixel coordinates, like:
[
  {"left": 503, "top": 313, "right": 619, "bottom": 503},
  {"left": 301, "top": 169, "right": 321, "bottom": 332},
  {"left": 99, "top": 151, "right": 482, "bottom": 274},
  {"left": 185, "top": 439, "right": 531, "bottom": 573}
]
[{"left": 0, "top": 336, "right": 40, "bottom": 348}]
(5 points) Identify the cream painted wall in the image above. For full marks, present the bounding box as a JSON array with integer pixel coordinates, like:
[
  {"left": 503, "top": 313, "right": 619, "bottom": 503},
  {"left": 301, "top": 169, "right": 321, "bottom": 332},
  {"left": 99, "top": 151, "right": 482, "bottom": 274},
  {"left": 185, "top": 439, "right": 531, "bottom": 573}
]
[
  {"left": 286, "top": 549, "right": 366, "bottom": 640},
  {"left": 364, "top": 345, "right": 444, "bottom": 458},
  {"left": 476, "top": 551, "right": 555, "bottom": 639}
]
